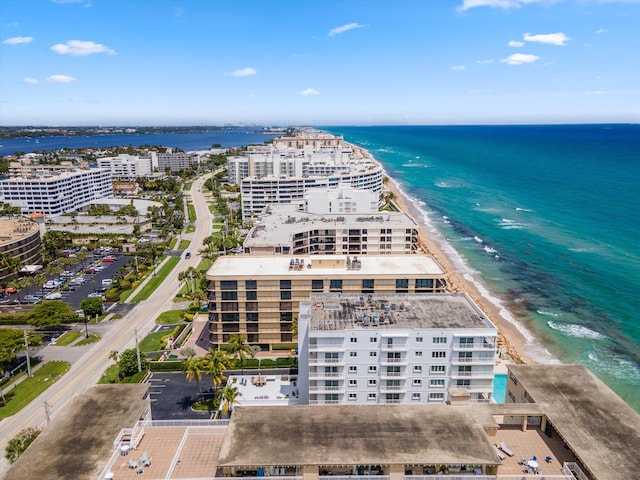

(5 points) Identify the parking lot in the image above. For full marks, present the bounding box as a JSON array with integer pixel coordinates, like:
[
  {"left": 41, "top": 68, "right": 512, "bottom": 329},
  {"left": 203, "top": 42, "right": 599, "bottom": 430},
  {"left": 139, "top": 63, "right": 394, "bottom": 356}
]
[{"left": 147, "top": 372, "right": 215, "bottom": 420}]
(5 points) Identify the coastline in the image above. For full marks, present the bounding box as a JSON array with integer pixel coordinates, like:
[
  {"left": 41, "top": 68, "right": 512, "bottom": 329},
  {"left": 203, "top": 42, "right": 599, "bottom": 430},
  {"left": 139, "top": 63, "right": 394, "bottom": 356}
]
[{"left": 352, "top": 144, "right": 533, "bottom": 365}]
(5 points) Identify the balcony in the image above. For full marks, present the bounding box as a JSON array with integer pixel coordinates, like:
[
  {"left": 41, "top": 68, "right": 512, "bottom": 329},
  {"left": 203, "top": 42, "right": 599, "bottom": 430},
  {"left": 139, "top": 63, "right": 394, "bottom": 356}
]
[
  {"left": 310, "top": 371, "right": 343, "bottom": 379},
  {"left": 453, "top": 341, "right": 496, "bottom": 351},
  {"left": 381, "top": 343, "right": 408, "bottom": 352},
  {"left": 309, "top": 343, "right": 345, "bottom": 352},
  {"left": 380, "top": 357, "right": 407, "bottom": 365},
  {"left": 309, "top": 384, "right": 344, "bottom": 393},
  {"left": 451, "top": 370, "right": 495, "bottom": 379},
  {"left": 379, "top": 385, "right": 406, "bottom": 393},
  {"left": 452, "top": 356, "right": 495, "bottom": 365},
  {"left": 310, "top": 356, "right": 344, "bottom": 365},
  {"left": 380, "top": 371, "right": 405, "bottom": 379}
]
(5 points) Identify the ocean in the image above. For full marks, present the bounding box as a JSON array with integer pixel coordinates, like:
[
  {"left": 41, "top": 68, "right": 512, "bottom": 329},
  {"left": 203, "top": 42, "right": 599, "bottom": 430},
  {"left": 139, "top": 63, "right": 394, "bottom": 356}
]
[{"left": 324, "top": 124, "right": 640, "bottom": 412}]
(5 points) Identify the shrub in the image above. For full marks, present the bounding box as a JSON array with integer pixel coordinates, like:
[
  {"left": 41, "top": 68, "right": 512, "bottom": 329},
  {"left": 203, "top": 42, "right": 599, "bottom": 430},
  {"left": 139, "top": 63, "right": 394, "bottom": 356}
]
[
  {"left": 149, "top": 360, "right": 184, "bottom": 372},
  {"left": 0, "top": 312, "right": 27, "bottom": 326},
  {"left": 5, "top": 427, "right": 41, "bottom": 464}
]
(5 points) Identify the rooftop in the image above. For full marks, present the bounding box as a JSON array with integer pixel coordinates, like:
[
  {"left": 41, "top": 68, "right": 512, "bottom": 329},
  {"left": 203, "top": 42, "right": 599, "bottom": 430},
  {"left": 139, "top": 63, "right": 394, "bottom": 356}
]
[
  {"left": 207, "top": 254, "right": 445, "bottom": 279},
  {"left": 306, "top": 293, "right": 497, "bottom": 331},
  {"left": 508, "top": 364, "right": 640, "bottom": 480},
  {"left": 0, "top": 216, "right": 39, "bottom": 244}
]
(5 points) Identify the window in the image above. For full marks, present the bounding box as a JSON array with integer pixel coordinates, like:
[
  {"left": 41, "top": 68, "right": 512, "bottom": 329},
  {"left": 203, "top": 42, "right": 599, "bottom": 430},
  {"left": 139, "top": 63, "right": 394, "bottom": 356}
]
[
  {"left": 415, "top": 278, "right": 434, "bottom": 290},
  {"left": 370, "top": 337, "right": 377, "bottom": 343},
  {"left": 412, "top": 392, "right": 421, "bottom": 401},
  {"left": 280, "top": 280, "right": 291, "bottom": 290},
  {"left": 395, "top": 278, "right": 409, "bottom": 289},
  {"left": 459, "top": 337, "right": 474, "bottom": 346},
  {"left": 415, "top": 351, "right": 423, "bottom": 357},
  {"left": 433, "top": 336, "right": 447, "bottom": 344},
  {"left": 432, "top": 351, "right": 446, "bottom": 358},
  {"left": 348, "top": 379, "right": 357, "bottom": 387},
  {"left": 368, "top": 393, "right": 377, "bottom": 400},
  {"left": 349, "top": 366, "right": 357, "bottom": 373},
  {"left": 369, "top": 351, "right": 377, "bottom": 357},
  {"left": 280, "top": 290, "right": 292, "bottom": 300},
  {"left": 330, "top": 279, "right": 343, "bottom": 291},
  {"left": 508, "top": 391, "right": 516, "bottom": 402},
  {"left": 350, "top": 337, "right": 358, "bottom": 343},
  {"left": 245, "top": 302, "right": 258, "bottom": 312},
  {"left": 311, "top": 279, "right": 324, "bottom": 291},
  {"left": 431, "top": 365, "right": 446, "bottom": 374},
  {"left": 369, "top": 365, "right": 377, "bottom": 373},
  {"left": 348, "top": 393, "right": 357, "bottom": 401},
  {"left": 221, "top": 291, "right": 237, "bottom": 300},
  {"left": 220, "top": 280, "right": 237, "bottom": 290},
  {"left": 413, "top": 365, "right": 422, "bottom": 373},
  {"left": 362, "top": 279, "right": 374, "bottom": 290},
  {"left": 368, "top": 379, "right": 377, "bottom": 386},
  {"left": 430, "top": 379, "right": 445, "bottom": 387},
  {"left": 246, "top": 312, "right": 259, "bottom": 322},
  {"left": 413, "top": 379, "right": 422, "bottom": 386},
  {"left": 457, "top": 379, "right": 471, "bottom": 387},
  {"left": 416, "top": 336, "right": 423, "bottom": 342},
  {"left": 350, "top": 351, "right": 357, "bottom": 357},
  {"left": 509, "top": 373, "right": 518, "bottom": 385},
  {"left": 245, "top": 280, "right": 257, "bottom": 290},
  {"left": 429, "top": 392, "right": 445, "bottom": 401},
  {"left": 246, "top": 290, "right": 257, "bottom": 300},
  {"left": 279, "top": 301, "right": 292, "bottom": 311}
]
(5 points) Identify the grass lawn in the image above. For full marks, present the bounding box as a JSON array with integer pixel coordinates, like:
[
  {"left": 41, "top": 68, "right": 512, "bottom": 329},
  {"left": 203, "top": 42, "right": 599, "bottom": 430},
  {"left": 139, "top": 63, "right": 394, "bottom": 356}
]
[
  {"left": 188, "top": 204, "right": 196, "bottom": 221},
  {"left": 131, "top": 256, "right": 180, "bottom": 302},
  {"left": 0, "top": 361, "right": 70, "bottom": 419},
  {"left": 184, "top": 182, "right": 193, "bottom": 191},
  {"left": 53, "top": 330, "right": 82, "bottom": 346},
  {"left": 76, "top": 333, "right": 100, "bottom": 346},
  {"left": 185, "top": 225, "right": 196, "bottom": 233},
  {"left": 99, "top": 365, "right": 118, "bottom": 384},
  {"left": 178, "top": 239, "right": 191, "bottom": 250},
  {"left": 197, "top": 257, "right": 214, "bottom": 272},
  {"left": 155, "top": 310, "right": 185, "bottom": 325},
  {"left": 139, "top": 330, "right": 170, "bottom": 352}
]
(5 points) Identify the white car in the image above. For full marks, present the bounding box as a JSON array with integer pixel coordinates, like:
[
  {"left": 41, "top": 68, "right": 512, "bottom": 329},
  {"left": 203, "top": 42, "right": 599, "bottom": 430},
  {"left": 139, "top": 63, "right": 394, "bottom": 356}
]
[
  {"left": 87, "top": 292, "right": 102, "bottom": 298},
  {"left": 45, "top": 292, "right": 62, "bottom": 300}
]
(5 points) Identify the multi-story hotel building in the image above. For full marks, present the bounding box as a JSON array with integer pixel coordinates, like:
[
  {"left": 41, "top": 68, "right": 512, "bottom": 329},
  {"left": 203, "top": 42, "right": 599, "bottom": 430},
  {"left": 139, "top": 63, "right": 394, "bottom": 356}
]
[
  {"left": 244, "top": 204, "right": 420, "bottom": 255},
  {"left": 0, "top": 169, "right": 113, "bottom": 216},
  {"left": 0, "top": 216, "right": 42, "bottom": 284},
  {"left": 297, "top": 293, "right": 497, "bottom": 405},
  {"left": 206, "top": 254, "right": 447, "bottom": 351},
  {"left": 97, "top": 154, "right": 154, "bottom": 180}
]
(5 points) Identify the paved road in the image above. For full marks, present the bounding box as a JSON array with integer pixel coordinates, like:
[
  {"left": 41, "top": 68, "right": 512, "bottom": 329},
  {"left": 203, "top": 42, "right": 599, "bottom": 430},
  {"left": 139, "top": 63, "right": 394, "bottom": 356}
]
[{"left": 0, "top": 176, "right": 213, "bottom": 476}]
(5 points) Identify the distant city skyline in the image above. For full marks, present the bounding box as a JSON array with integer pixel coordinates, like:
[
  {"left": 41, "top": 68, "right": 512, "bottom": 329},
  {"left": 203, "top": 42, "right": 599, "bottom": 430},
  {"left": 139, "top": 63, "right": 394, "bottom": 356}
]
[{"left": 1, "top": 0, "right": 639, "bottom": 126}]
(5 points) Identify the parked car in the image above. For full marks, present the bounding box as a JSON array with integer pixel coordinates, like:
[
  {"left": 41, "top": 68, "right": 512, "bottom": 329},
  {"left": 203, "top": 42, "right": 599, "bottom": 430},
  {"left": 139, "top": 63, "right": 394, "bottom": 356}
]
[
  {"left": 102, "top": 256, "right": 116, "bottom": 263},
  {"left": 87, "top": 292, "right": 102, "bottom": 298},
  {"left": 85, "top": 268, "right": 97, "bottom": 274},
  {"left": 185, "top": 252, "right": 191, "bottom": 259},
  {"left": 45, "top": 292, "right": 62, "bottom": 300},
  {"left": 23, "top": 295, "right": 42, "bottom": 303}
]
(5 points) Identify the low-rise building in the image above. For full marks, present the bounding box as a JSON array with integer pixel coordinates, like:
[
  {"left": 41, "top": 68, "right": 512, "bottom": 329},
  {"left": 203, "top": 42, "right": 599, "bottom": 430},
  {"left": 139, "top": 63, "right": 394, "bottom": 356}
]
[
  {"left": 297, "top": 293, "right": 498, "bottom": 405},
  {"left": 206, "top": 254, "right": 447, "bottom": 351},
  {"left": 0, "top": 216, "right": 41, "bottom": 284}
]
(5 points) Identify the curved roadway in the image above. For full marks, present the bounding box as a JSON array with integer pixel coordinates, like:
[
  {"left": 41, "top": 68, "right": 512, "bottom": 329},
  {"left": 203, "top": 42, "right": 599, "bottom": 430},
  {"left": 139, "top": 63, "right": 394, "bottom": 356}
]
[{"left": 0, "top": 175, "right": 213, "bottom": 475}]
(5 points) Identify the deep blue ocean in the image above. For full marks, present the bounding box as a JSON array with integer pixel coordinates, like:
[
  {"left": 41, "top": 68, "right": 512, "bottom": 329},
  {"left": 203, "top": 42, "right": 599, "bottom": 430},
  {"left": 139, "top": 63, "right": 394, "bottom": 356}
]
[
  {"left": 324, "top": 125, "right": 640, "bottom": 412},
  {"left": 2, "top": 124, "right": 638, "bottom": 411}
]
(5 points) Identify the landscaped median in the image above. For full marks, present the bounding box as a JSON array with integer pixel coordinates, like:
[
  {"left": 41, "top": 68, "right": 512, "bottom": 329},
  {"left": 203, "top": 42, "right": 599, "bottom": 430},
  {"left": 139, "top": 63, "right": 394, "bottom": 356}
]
[
  {"left": 131, "top": 256, "right": 181, "bottom": 302},
  {"left": 0, "top": 361, "right": 70, "bottom": 419}
]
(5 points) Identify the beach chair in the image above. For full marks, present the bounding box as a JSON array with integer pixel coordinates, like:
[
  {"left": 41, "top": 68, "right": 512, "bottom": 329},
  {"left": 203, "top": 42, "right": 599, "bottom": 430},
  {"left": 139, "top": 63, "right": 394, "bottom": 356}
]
[
  {"left": 535, "top": 466, "right": 541, "bottom": 474},
  {"left": 531, "top": 455, "right": 538, "bottom": 461},
  {"left": 492, "top": 445, "right": 506, "bottom": 460},
  {"left": 545, "top": 455, "right": 553, "bottom": 463},
  {"left": 140, "top": 452, "right": 148, "bottom": 464},
  {"left": 128, "top": 459, "right": 138, "bottom": 469},
  {"left": 143, "top": 457, "right": 152, "bottom": 467},
  {"left": 499, "top": 441, "right": 514, "bottom": 457},
  {"left": 519, "top": 458, "right": 527, "bottom": 465}
]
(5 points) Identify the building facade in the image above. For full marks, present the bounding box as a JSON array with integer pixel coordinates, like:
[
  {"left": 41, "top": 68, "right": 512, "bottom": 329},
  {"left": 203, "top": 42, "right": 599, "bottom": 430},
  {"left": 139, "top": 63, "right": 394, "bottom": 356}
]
[
  {"left": 97, "top": 154, "right": 153, "bottom": 180},
  {"left": 0, "top": 216, "right": 42, "bottom": 284},
  {"left": 206, "top": 255, "right": 447, "bottom": 351},
  {"left": 0, "top": 169, "right": 113, "bottom": 215},
  {"left": 297, "top": 293, "right": 497, "bottom": 405}
]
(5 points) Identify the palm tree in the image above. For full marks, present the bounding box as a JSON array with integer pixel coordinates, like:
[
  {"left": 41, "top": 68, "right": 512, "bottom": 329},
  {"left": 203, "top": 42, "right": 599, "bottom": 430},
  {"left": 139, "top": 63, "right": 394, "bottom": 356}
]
[
  {"left": 218, "top": 384, "right": 240, "bottom": 417},
  {"left": 204, "top": 348, "right": 232, "bottom": 395},
  {"left": 109, "top": 350, "right": 120, "bottom": 381},
  {"left": 76, "top": 249, "right": 88, "bottom": 269},
  {"left": 183, "top": 357, "right": 204, "bottom": 400},
  {"left": 227, "top": 334, "right": 252, "bottom": 374}
]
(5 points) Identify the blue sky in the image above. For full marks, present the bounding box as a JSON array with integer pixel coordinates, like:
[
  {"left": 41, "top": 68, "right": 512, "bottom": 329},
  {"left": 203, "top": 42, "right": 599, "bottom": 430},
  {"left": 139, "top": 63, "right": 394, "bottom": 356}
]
[{"left": 1, "top": 0, "right": 639, "bottom": 126}]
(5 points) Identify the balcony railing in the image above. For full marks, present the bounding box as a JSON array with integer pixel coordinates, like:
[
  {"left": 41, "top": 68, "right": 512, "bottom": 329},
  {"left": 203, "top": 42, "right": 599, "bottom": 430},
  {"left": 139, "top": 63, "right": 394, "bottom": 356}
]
[
  {"left": 451, "top": 371, "right": 494, "bottom": 378},
  {"left": 310, "top": 357, "right": 344, "bottom": 365},
  {"left": 452, "top": 356, "right": 495, "bottom": 364},
  {"left": 380, "top": 358, "right": 407, "bottom": 364},
  {"left": 453, "top": 342, "right": 496, "bottom": 350},
  {"left": 310, "top": 371, "right": 342, "bottom": 378}
]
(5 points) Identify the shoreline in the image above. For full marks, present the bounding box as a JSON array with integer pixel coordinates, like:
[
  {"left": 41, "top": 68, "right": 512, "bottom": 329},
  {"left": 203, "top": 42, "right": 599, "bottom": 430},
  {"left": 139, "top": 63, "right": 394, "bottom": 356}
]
[{"left": 352, "top": 143, "right": 534, "bottom": 365}]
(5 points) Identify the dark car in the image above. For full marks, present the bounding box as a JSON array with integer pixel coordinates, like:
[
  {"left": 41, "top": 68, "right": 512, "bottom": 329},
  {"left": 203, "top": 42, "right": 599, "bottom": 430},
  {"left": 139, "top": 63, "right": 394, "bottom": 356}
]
[
  {"left": 185, "top": 252, "right": 191, "bottom": 259},
  {"left": 85, "top": 268, "right": 97, "bottom": 274}
]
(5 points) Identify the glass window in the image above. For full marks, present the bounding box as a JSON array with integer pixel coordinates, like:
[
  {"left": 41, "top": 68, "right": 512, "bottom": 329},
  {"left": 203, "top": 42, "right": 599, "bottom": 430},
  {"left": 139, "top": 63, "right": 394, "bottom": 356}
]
[
  {"left": 220, "top": 280, "right": 237, "bottom": 290},
  {"left": 395, "top": 278, "right": 409, "bottom": 289},
  {"left": 416, "top": 336, "right": 423, "bottom": 342},
  {"left": 221, "top": 291, "right": 237, "bottom": 300},
  {"left": 432, "top": 351, "right": 446, "bottom": 358},
  {"left": 350, "top": 351, "right": 357, "bottom": 357},
  {"left": 369, "top": 365, "right": 377, "bottom": 373},
  {"left": 430, "top": 365, "right": 446, "bottom": 374},
  {"left": 370, "top": 351, "right": 377, "bottom": 357},
  {"left": 246, "top": 290, "right": 257, "bottom": 300},
  {"left": 349, "top": 366, "right": 357, "bottom": 373},
  {"left": 368, "top": 393, "right": 376, "bottom": 400},
  {"left": 415, "top": 351, "right": 423, "bottom": 357},
  {"left": 280, "top": 280, "right": 291, "bottom": 290},
  {"left": 415, "top": 278, "right": 433, "bottom": 289},
  {"left": 330, "top": 279, "right": 343, "bottom": 291},
  {"left": 430, "top": 379, "right": 445, "bottom": 387},
  {"left": 348, "top": 393, "right": 357, "bottom": 401},
  {"left": 349, "top": 379, "right": 357, "bottom": 386},
  {"left": 245, "top": 280, "right": 257, "bottom": 290},
  {"left": 370, "top": 337, "right": 377, "bottom": 343},
  {"left": 414, "top": 365, "right": 422, "bottom": 373},
  {"left": 362, "top": 279, "right": 374, "bottom": 289},
  {"left": 311, "top": 279, "right": 324, "bottom": 291},
  {"left": 368, "top": 379, "right": 377, "bottom": 386},
  {"left": 350, "top": 337, "right": 357, "bottom": 343},
  {"left": 280, "top": 290, "right": 292, "bottom": 300}
]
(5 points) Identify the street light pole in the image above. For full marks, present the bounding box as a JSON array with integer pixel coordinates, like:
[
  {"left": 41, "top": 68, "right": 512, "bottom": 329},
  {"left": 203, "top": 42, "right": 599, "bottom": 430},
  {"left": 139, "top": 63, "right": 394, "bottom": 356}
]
[
  {"left": 135, "top": 328, "right": 142, "bottom": 373},
  {"left": 84, "top": 315, "right": 89, "bottom": 339},
  {"left": 23, "top": 330, "right": 32, "bottom": 378}
]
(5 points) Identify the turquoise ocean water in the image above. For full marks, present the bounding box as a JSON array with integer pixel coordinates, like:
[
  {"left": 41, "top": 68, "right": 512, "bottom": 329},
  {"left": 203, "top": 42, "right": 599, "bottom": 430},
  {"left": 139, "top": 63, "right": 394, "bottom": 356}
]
[{"left": 325, "top": 125, "right": 640, "bottom": 411}]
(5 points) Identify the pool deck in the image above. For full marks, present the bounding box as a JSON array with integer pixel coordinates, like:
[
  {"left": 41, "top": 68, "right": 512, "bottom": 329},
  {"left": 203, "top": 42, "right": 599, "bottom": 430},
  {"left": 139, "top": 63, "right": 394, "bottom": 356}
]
[{"left": 227, "top": 373, "right": 302, "bottom": 406}]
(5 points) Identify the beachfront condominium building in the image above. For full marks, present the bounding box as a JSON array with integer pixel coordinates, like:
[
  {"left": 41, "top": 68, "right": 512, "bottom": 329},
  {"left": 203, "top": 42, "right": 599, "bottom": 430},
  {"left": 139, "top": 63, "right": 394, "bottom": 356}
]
[
  {"left": 0, "top": 168, "right": 113, "bottom": 216},
  {"left": 0, "top": 216, "right": 42, "bottom": 284},
  {"left": 8, "top": 159, "right": 89, "bottom": 178},
  {"left": 156, "top": 151, "right": 202, "bottom": 172},
  {"left": 243, "top": 186, "right": 419, "bottom": 255},
  {"left": 206, "top": 254, "right": 447, "bottom": 351},
  {"left": 297, "top": 293, "right": 498, "bottom": 405},
  {"left": 227, "top": 136, "right": 383, "bottom": 219},
  {"left": 97, "top": 154, "right": 154, "bottom": 180}
]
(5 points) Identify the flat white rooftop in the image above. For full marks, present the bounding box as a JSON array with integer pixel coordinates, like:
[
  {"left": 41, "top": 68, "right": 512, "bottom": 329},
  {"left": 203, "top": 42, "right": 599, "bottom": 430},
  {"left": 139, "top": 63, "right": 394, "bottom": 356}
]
[
  {"left": 207, "top": 254, "right": 445, "bottom": 278},
  {"left": 225, "top": 373, "right": 301, "bottom": 407}
]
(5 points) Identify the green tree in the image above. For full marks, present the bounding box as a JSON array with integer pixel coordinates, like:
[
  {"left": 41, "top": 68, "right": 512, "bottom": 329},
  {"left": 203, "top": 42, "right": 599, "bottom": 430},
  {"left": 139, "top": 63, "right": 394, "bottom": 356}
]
[
  {"left": 183, "top": 357, "right": 204, "bottom": 400},
  {"left": 227, "top": 334, "right": 252, "bottom": 373},
  {"left": 118, "top": 348, "right": 149, "bottom": 378},
  {"left": 204, "top": 348, "right": 231, "bottom": 395},
  {"left": 79, "top": 297, "right": 103, "bottom": 318},
  {"left": 27, "top": 300, "right": 75, "bottom": 329},
  {"left": 218, "top": 384, "right": 240, "bottom": 417},
  {"left": 5, "top": 427, "right": 41, "bottom": 464},
  {"left": 0, "top": 328, "right": 42, "bottom": 372},
  {"left": 40, "top": 231, "right": 68, "bottom": 263},
  {"left": 180, "top": 347, "right": 196, "bottom": 359}
]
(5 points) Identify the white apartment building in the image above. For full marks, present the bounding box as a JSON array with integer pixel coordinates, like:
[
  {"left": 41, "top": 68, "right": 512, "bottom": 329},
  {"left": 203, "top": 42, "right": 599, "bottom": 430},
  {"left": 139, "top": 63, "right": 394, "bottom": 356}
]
[
  {"left": 97, "top": 154, "right": 153, "bottom": 180},
  {"left": 244, "top": 203, "right": 419, "bottom": 255},
  {"left": 157, "top": 152, "right": 201, "bottom": 171},
  {"left": 304, "top": 183, "right": 379, "bottom": 214},
  {"left": 297, "top": 293, "right": 498, "bottom": 405},
  {"left": 0, "top": 168, "right": 113, "bottom": 216}
]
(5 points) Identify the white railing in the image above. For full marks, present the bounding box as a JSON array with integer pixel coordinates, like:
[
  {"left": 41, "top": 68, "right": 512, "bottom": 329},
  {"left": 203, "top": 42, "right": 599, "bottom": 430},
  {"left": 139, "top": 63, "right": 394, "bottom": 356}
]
[
  {"left": 453, "top": 342, "right": 496, "bottom": 350},
  {"left": 136, "top": 418, "right": 229, "bottom": 428},
  {"left": 452, "top": 356, "right": 494, "bottom": 364},
  {"left": 310, "top": 371, "right": 342, "bottom": 378},
  {"left": 381, "top": 358, "right": 406, "bottom": 364},
  {"left": 563, "top": 462, "right": 588, "bottom": 480}
]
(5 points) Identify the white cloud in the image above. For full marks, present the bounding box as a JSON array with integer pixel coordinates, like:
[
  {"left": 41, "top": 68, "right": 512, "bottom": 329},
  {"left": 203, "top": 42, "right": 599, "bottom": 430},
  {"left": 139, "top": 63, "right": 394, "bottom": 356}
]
[
  {"left": 2, "top": 36, "right": 34, "bottom": 45},
  {"left": 509, "top": 40, "right": 524, "bottom": 47},
  {"left": 50, "top": 40, "right": 115, "bottom": 56},
  {"left": 452, "top": 65, "right": 466, "bottom": 71},
  {"left": 501, "top": 53, "right": 540, "bottom": 65},
  {"left": 51, "top": 0, "right": 92, "bottom": 6},
  {"left": 328, "top": 23, "right": 364, "bottom": 37},
  {"left": 458, "top": 0, "right": 521, "bottom": 11},
  {"left": 595, "top": 28, "right": 607, "bottom": 34},
  {"left": 47, "top": 74, "right": 75, "bottom": 83},
  {"left": 476, "top": 59, "right": 494, "bottom": 64},
  {"left": 299, "top": 88, "right": 319, "bottom": 96},
  {"left": 228, "top": 67, "right": 257, "bottom": 77},
  {"left": 524, "top": 32, "right": 570, "bottom": 46},
  {"left": 23, "top": 77, "right": 38, "bottom": 84},
  {"left": 585, "top": 90, "right": 612, "bottom": 95}
]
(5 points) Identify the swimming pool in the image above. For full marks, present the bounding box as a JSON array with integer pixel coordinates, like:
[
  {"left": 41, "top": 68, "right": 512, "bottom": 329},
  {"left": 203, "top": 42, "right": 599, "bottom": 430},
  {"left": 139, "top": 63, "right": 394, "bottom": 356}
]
[{"left": 493, "top": 374, "right": 507, "bottom": 403}]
